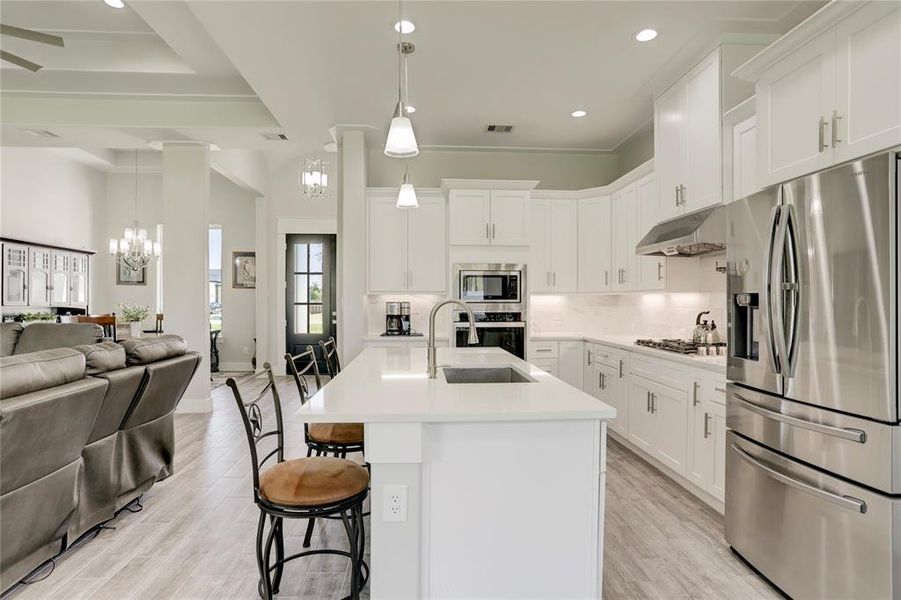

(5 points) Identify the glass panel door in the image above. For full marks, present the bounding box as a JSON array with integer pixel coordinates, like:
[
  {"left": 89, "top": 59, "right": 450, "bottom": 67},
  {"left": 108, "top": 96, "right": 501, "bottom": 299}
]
[
  {"left": 50, "top": 252, "right": 70, "bottom": 306},
  {"left": 3, "top": 244, "right": 28, "bottom": 306},
  {"left": 28, "top": 247, "right": 51, "bottom": 307},
  {"left": 286, "top": 234, "right": 336, "bottom": 372}
]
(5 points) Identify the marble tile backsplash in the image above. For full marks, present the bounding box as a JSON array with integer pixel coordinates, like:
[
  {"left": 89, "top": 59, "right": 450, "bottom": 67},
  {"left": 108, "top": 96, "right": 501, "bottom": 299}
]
[{"left": 365, "top": 294, "right": 451, "bottom": 335}]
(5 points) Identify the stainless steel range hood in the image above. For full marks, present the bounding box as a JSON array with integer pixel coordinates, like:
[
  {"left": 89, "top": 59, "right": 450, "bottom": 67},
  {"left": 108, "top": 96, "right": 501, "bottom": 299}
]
[{"left": 636, "top": 205, "right": 726, "bottom": 256}]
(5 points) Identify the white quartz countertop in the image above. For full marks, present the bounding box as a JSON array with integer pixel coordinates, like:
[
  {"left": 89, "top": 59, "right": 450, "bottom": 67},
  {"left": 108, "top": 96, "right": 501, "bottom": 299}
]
[
  {"left": 531, "top": 332, "right": 727, "bottom": 374},
  {"left": 362, "top": 334, "right": 448, "bottom": 342},
  {"left": 296, "top": 347, "right": 617, "bottom": 424}
]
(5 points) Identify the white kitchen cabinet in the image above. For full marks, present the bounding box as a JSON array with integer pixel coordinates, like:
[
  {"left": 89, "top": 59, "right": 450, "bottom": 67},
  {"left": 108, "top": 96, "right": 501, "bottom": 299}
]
[
  {"left": 530, "top": 357, "right": 558, "bottom": 377},
  {"left": 50, "top": 251, "right": 71, "bottom": 307},
  {"left": 586, "top": 343, "right": 629, "bottom": 437},
  {"left": 732, "top": 115, "right": 759, "bottom": 201},
  {"left": 368, "top": 191, "right": 446, "bottom": 294},
  {"left": 448, "top": 189, "right": 529, "bottom": 246},
  {"left": 636, "top": 174, "right": 666, "bottom": 290},
  {"left": 69, "top": 253, "right": 89, "bottom": 309},
  {"left": 833, "top": 1, "right": 901, "bottom": 163},
  {"left": 687, "top": 374, "right": 727, "bottom": 502},
  {"left": 577, "top": 196, "right": 612, "bottom": 292},
  {"left": 611, "top": 184, "right": 638, "bottom": 292},
  {"left": 628, "top": 375, "right": 689, "bottom": 476},
  {"left": 529, "top": 199, "right": 577, "bottom": 292},
  {"left": 741, "top": 2, "right": 901, "bottom": 186},
  {"left": 627, "top": 379, "right": 655, "bottom": 453},
  {"left": 655, "top": 82, "right": 687, "bottom": 223},
  {"left": 558, "top": 341, "right": 583, "bottom": 389},
  {"left": 27, "top": 247, "right": 51, "bottom": 307},
  {"left": 2, "top": 243, "right": 28, "bottom": 306}
]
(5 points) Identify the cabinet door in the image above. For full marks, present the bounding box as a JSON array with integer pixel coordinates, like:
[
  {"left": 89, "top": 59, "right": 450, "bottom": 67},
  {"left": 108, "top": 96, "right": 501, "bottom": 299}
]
[
  {"left": 577, "top": 196, "right": 612, "bottom": 292},
  {"left": 627, "top": 379, "right": 654, "bottom": 453},
  {"left": 407, "top": 196, "right": 447, "bottom": 293},
  {"left": 833, "top": 2, "right": 901, "bottom": 162},
  {"left": 601, "top": 364, "right": 628, "bottom": 437},
  {"left": 732, "top": 116, "right": 759, "bottom": 202},
  {"left": 757, "top": 29, "right": 835, "bottom": 186},
  {"left": 651, "top": 384, "right": 688, "bottom": 475},
  {"left": 636, "top": 174, "right": 665, "bottom": 290},
  {"left": 709, "top": 401, "right": 727, "bottom": 501},
  {"left": 549, "top": 200, "right": 578, "bottom": 292},
  {"left": 368, "top": 196, "right": 408, "bottom": 292},
  {"left": 489, "top": 190, "right": 529, "bottom": 246},
  {"left": 583, "top": 350, "right": 600, "bottom": 395},
  {"left": 50, "top": 251, "right": 71, "bottom": 306},
  {"left": 654, "top": 83, "right": 687, "bottom": 222},
  {"left": 611, "top": 185, "right": 638, "bottom": 292},
  {"left": 2, "top": 243, "right": 28, "bottom": 306},
  {"left": 558, "top": 341, "right": 583, "bottom": 389},
  {"left": 28, "top": 247, "right": 52, "bottom": 307},
  {"left": 683, "top": 51, "right": 722, "bottom": 213},
  {"left": 686, "top": 378, "right": 712, "bottom": 489},
  {"left": 69, "top": 254, "right": 89, "bottom": 308},
  {"left": 528, "top": 199, "right": 551, "bottom": 292},
  {"left": 448, "top": 190, "right": 491, "bottom": 245}
]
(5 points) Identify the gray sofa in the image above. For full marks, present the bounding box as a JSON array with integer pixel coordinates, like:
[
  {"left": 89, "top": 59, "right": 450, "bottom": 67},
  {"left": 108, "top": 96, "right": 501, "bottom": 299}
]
[{"left": 0, "top": 323, "right": 201, "bottom": 593}]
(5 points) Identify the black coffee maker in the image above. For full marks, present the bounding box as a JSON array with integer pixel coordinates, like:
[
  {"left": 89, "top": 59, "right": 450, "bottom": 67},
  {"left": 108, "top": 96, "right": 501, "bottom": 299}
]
[{"left": 385, "top": 301, "right": 411, "bottom": 336}]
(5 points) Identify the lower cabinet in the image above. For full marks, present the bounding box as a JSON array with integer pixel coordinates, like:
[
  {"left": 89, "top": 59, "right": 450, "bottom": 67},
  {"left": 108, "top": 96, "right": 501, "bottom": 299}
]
[
  {"left": 687, "top": 375, "right": 727, "bottom": 502},
  {"left": 527, "top": 339, "right": 583, "bottom": 388},
  {"left": 628, "top": 376, "right": 689, "bottom": 475}
]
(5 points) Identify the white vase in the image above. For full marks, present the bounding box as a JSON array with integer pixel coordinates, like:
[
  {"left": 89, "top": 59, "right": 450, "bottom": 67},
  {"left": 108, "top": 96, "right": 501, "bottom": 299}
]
[{"left": 129, "top": 322, "right": 142, "bottom": 338}]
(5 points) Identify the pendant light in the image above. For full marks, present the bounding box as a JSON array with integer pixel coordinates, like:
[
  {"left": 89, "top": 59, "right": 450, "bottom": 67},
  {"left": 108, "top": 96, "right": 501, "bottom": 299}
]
[
  {"left": 396, "top": 161, "right": 418, "bottom": 208},
  {"left": 384, "top": 0, "right": 418, "bottom": 158},
  {"left": 108, "top": 150, "right": 161, "bottom": 271}
]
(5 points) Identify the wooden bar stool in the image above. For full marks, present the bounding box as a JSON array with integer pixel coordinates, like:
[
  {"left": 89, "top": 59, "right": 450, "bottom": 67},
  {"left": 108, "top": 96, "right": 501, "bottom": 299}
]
[
  {"left": 285, "top": 346, "right": 365, "bottom": 548},
  {"left": 227, "top": 364, "right": 369, "bottom": 599}
]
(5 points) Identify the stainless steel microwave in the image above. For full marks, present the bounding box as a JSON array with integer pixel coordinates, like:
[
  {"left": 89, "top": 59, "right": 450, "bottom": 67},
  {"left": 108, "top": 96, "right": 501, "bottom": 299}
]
[{"left": 454, "top": 264, "right": 525, "bottom": 307}]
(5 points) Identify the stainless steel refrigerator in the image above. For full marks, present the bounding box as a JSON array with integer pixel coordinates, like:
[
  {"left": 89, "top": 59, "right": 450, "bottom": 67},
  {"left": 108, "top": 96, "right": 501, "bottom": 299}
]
[{"left": 725, "top": 151, "right": 901, "bottom": 599}]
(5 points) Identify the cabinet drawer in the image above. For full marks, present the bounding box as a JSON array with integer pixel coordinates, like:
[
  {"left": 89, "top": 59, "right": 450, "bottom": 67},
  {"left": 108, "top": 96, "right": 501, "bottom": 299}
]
[
  {"left": 630, "top": 354, "right": 689, "bottom": 392},
  {"left": 587, "top": 343, "right": 625, "bottom": 372},
  {"left": 529, "top": 340, "right": 559, "bottom": 358},
  {"left": 708, "top": 378, "right": 727, "bottom": 406},
  {"left": 530, "top": 358, "right": 558, "bottom": 376}
]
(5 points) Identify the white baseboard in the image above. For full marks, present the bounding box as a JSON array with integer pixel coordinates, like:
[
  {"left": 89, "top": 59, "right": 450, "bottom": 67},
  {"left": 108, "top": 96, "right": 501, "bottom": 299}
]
[
  {"left": 217, "top": 362, "right": 254, "bottom": 372},
  {"left": 176, "top": 396, "right": 213, "bottom": 413}
]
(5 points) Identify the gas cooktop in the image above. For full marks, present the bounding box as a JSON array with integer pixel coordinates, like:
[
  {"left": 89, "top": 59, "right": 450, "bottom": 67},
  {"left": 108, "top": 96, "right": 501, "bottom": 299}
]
[{"left": 634, "top": 338, "right": 702, "bottom": 354}]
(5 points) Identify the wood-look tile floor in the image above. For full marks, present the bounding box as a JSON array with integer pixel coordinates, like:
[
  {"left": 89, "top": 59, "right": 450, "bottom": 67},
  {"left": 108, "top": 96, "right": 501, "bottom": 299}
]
[{"left": 8, "top": 376, "right": 779, "bottom": 600}]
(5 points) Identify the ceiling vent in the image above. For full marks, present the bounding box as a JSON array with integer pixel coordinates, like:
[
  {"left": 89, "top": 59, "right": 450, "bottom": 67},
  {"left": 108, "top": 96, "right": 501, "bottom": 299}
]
[
  {"left": 485, "top": 124, "right": 514, "bottom": 133},
  {"left": 260, "top": 132, "right": 289, "bottom": 141},
  {"left": 22, "top": 128, "right": 60, "bottom": 138}
]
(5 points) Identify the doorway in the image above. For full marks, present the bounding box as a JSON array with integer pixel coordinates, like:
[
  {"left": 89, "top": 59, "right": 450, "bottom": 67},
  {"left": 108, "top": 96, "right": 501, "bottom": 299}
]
[{"left": 286, "top": 234, "right": 337, "bottom": 372}]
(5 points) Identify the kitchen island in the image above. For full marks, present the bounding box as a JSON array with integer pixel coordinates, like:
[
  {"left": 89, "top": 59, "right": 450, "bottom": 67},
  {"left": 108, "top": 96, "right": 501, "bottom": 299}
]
[{"left": 297, "top": 346, "right": 616, "bottom": 599}]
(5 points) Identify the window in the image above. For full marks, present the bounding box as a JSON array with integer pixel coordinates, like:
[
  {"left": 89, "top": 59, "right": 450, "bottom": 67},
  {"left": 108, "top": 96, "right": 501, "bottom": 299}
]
[
  {"left": 291, "top": 242, "right": 323, "bottom": 334},
  {"left": 209, "top": 226, "right": 222, "bottom": 331}
]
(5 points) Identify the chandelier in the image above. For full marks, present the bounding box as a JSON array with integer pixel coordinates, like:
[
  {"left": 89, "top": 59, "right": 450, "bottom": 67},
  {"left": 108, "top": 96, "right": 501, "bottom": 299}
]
[
  {"left": 109, "top": 150, "right": 161, "bottom": 271},
  {"left": 300, "top": 158, "right": 330, "bottom": 199}
]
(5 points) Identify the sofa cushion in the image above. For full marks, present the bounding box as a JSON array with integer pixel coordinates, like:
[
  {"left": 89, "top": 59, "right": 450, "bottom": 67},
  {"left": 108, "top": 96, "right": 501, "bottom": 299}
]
[
  {"left": 73, "top": 341, "right": 126, "bottom": 375},
  {"left": 1, "top": 323, "right": 23, "bottom": 357},
  {"left": 12, "top": 323, "right": 103, "bottom": 355},
  {"left": 0, "top": 348, "right": 87, "bottom": 399},
  {"left": 122, "top": 335, "right": 187, "bottom": 366}
]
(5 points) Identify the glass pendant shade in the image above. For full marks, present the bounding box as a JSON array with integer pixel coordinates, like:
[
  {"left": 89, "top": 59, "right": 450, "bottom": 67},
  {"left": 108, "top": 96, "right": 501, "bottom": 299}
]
[
  {"left": 300, "top": 158, "right": 330, "bottom": 199},
  {"left": 385, "top": 104, "right": 419, "bottom": 158},
  {"left": 397, "top": 182, "right": 419, "bottom": 208}
]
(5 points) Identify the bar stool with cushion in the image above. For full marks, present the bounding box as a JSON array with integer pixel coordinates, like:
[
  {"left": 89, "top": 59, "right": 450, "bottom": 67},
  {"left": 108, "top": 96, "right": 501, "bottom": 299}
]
[
  {"left": 227, "top": 363, "right": 369, "bottom": 599},
  {"left": 318, "top": 336, "right": 341, "bottom": 378}
]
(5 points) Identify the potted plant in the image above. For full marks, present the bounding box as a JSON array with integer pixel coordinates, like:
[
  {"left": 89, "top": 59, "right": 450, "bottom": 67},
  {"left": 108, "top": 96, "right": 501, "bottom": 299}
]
[
  {"left": 118, "top": 303, "right": 150, "bottom": 338},
  {"left": 14, "top": 312, "right": 56, "bottom": 324}
]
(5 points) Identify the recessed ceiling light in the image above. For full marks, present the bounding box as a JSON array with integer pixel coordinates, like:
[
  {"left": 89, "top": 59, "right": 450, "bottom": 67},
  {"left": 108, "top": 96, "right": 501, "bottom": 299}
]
[
  {"left": 634, "top": 29, "right": 658, "bottom": 42},
  {"left": 104, "top": 0, "right": 125, "bottom": 8},
  {"left": 394, "top": 20, "right": 415, "bottom": 34},
  {"left": 571, "top": 110, "right": 587, "bottom": 118},
  {"left": 405, "top": 105, "right": 416, "bottom": 114}
]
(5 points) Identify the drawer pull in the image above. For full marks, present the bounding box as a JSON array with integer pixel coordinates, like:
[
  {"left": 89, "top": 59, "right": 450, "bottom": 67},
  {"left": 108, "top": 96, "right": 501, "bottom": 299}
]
[
  {"left": 535, "top": 348, "right": 552, "bottom": 352},
  {"left": 731, "top": 443, "right": 866, "bottom": 514},
  {"left": 732, "top": 393, "right": 866, "bottom": 443}
]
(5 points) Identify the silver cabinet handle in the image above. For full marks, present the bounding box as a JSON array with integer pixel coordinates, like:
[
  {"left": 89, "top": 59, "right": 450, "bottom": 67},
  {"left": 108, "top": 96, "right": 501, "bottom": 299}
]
[
  {"left": 818, "top": 116, "right": 829, "bottom": 152},
  {"left": 731, "top": 442, "right": 866, "bottom": 513},
  {"left": 618, "top": 359, "right": 624, "bottom": 378},
  {"left": 646, "top": 390, "right": 651, "bottom": 412},
  {"left": 552, "top": 272, "right": 556, "bottom": 286},
  {"left": 598, "top": 372, "right": 603, "bottom": 390},
  {"left": 534, "top": 348, "right": 552, "bottom": 353},
  {"left": 604, "top": 270, "right": 608, "bottom": 286},
  {"left": 492, "top": 223, "right": 496, "bottom": 239},
  {"left": 714, "top": 386, "right": 726, "bottom": 393},
  {"left": 692, "top": 381, "right": 700, "bottom": 406},
  {"left": 486, "top": 222, "right": 490, "bottom": 239},
  {"left": 675, "top": 185, "right": 680, "bottom": 207},
  {"left": 546, "top": 272, "right": 551, "bottom": 286},
  {"left": 586, "top": 350, "right": 592, "bottom": 365},
  {"left": 732, "top": 393, "right": 866, "bottom": 443},
  {"left": 703, "top": 412, "right": 711, "bottom": 438},
  {"left": 650, "top": 392, "right": 656, "bottom": 413},
  {"left": 657, "top": 262, "right": 663, "bottom": 281},
  {"left": 831, "top": 110, "right": 842, "bottom": 147}
]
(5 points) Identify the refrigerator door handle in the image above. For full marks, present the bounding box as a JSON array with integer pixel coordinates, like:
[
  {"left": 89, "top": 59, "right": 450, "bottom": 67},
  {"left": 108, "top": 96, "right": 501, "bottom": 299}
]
[
  {"left": 731, "top": 443, "right": 867, "bottom": 514},
  {"left": 781, "top": 203, "right": 801, "bottom": 378},
  {"left": 764, "top": 204, "right": 784, "bottom": 375},
  {"left": 732, "top": 392, "right": 867, "bottom": 443}
]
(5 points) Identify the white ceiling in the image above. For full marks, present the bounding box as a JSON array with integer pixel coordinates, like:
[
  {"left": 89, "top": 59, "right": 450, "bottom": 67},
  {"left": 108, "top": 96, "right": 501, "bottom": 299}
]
[{"left": 0, "top": 0, "right": 824, "bottom": 161}]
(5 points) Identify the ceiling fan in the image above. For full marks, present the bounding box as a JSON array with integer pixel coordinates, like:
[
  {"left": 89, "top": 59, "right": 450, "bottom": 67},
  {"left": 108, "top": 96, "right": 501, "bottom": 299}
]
[{"left": 0, "top": 24, "right": 64, "bottom": 72}]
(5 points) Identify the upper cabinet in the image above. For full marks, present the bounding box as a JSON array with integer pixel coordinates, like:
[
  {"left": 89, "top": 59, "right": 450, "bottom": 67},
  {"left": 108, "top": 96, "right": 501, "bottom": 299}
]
[
  {"left": 577, "top": 196, "right": 612, "bottom": 293},
  {"left": 636, "top": 174, "right": 666, "bottom": 290},
  {"left": 611, "top": 184, "right": 638, "bottom": 292},
  {"left": 736, "top": 1, "right": 901, "bottom": 187},
  {"left": 1, "top": 240, "right": 92, "bottom": 310},
  {"left": 445, "top": 180, "right": 537, "bottom": 247},
  {"left": 367, "top": 190, "right": 447, "bottom": 294},
  {"left": 529, "top": 198, "right": 577, "bottom": 293},
  {"left": 2, "top": 243, "right": 28, "bottom": 306}
]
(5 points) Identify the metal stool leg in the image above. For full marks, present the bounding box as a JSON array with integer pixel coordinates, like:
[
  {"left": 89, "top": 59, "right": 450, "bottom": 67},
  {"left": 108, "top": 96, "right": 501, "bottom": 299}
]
[
  {"left": 272, "top": 516, "right": 285, "bottom": 594},
  {"left": 340, "top": 509, "right": 360, "bottom": 600},
  {"left": 256, "top": 510, "right": 273, "bottom": 600}
]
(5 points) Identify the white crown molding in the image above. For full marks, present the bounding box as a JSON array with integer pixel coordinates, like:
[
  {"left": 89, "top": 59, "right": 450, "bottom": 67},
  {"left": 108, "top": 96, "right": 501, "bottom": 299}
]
[
  {"left": 732, "top": 1, "right": 862, "bottom": 81},
  {"left": 530, "top": 158, "right": 655, "bottom": 200},
  {"left": 440, "top": 179, "right": 540, "bottom": 193}
]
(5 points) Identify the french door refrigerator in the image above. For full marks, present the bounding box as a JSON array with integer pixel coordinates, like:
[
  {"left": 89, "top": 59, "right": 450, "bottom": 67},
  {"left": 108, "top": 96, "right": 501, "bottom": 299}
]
[{"left": 725, "top": 151, "right": 901, "bottom": 600}]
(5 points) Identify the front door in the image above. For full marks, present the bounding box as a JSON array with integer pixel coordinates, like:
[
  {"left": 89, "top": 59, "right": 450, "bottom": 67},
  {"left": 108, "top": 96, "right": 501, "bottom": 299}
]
[{"left": 286, "top": 234, "right": 337, "bottom": 373}]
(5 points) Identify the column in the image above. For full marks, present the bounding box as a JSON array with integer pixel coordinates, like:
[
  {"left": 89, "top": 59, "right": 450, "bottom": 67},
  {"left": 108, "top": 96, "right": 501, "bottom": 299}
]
[
  {"left": 339, "top": 130, "right": 367, "bottom": 362},
  {"left": 162, "top": 142, "right": 211, "bottom": 412},
  {"left": 254, "top": 195, "right": 269, "bottom": 371}
]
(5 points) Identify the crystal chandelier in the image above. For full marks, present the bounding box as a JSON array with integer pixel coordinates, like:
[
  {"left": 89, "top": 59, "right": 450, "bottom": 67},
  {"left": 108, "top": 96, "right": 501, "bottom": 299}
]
[
  {"left": 109, "top": 150, "right": 161, "bottom": 271},
  {"left": 300, "top": 158, "right": 330, "bottom": 199}
]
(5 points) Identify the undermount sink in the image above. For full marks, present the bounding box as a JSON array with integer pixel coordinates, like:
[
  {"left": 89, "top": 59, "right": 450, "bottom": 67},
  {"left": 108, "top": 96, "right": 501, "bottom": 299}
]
[{"left": 441, "top": 366, "right": 536, "bottom": 384}]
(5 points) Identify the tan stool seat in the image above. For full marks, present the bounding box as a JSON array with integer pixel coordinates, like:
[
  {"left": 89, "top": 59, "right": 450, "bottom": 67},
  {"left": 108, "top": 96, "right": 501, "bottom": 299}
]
[
  {"left": 259, "top": 457, "right": 369, "bottom": 507},
  {"left": 309, "top": 422, "right": 365, "bottom": 445}
]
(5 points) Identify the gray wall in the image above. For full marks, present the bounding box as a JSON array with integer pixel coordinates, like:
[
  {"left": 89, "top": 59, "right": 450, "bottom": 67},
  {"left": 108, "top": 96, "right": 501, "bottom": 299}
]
[
  {"left": 368, "top": 149, "right": 620, "bottom": 190},
  {"left": 614, "top": 125, "right": 654, "bottom": 178}
]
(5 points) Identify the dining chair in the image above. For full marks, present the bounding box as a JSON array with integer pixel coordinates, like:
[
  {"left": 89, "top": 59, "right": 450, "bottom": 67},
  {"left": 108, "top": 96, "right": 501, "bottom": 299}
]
[{"left": 76, "top": 314, "right": 117, "bottom": 341}]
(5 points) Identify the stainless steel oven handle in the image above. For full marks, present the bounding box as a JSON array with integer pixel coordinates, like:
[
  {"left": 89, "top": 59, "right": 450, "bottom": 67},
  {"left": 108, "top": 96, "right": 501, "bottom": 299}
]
[
  {"left": 732, "top": 392, "right": 866, "bottom": 443},
  {"left": 454, "top": 322, "right": 526, "bottom": 328},
  {"left": 731, "top": 442, "right": 866, "bottom": 513}
]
